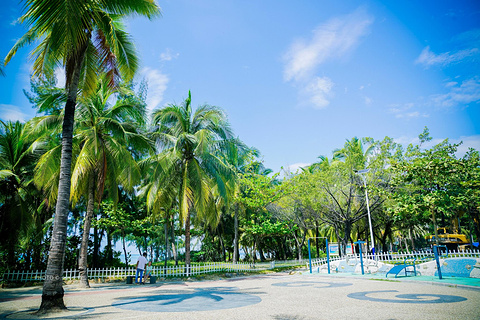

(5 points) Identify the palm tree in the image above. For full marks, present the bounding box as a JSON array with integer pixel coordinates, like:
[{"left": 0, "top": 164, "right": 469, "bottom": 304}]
[
  {"left": 0, "top": 120, "right": 43, "bottom": 268},
  {"left": 34, "top": 77, "right": 150, "bottom": 287},
  {"left": 4, "top": 0, "right": 160, "bottom": 312},
  {"left": 333, "top": 137, "right": 375, "bottom": 171},
  {"left": 145, "top": 91, "right": 235, "bottom": 270},
  {"left": 75, "top": 79, "right": 150, "bottom": 287}
]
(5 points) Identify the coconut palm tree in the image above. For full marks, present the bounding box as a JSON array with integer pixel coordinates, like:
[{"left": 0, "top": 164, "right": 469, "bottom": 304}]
[
  {"left": 76, "top": 78, "right": 151, "bottom": 286},
  {"left": 34, "top": 77, "right": 150, "bottom": 287},
  {"left": 333, "top": 137, "right": 375, "bottom": 171},
  {"left": 0, "top": 120, "right": 44, "bottom": 268},
  {"left": 4, "top": 0, "right": 160, "bottom": 312},
  {"left": 74, "top": 80, "right": 150, "bottom": 288},
  {"left": 144, "top": 91, "right": 235, "bottom": 270}
]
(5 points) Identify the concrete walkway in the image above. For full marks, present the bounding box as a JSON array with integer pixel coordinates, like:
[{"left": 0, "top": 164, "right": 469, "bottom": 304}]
[{"left": 1, "top": 271, "right": 479, "bottom": 319}]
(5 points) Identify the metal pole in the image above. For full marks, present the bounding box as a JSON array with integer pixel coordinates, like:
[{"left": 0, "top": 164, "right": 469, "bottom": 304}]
[
  {"left": 433, "top": 245, "right": 442, "bottom": 279},
  {"left": 326, "top": 238, "right": 330, "bottom": 274},
  {"left": 362, "top": 175, "right": 375, "bottom": 256},
  {"left": 308, "top": 239, "right": 312, "bottom": 274},
  {"left": 355, "top": 241, "right": 365, "bottom": 275}
]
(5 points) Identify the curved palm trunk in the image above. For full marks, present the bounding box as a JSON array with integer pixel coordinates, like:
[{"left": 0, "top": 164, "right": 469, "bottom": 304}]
[
  {"left": 164, "top": 213, "right": 169, "bottom": 275},
  {"left": 233, "top": 203, "right": 239, "bottom": 263},
  {"left": 184, "top": 211, "right": 191, "bottom": 276},
  {"left": 78, "top": 174, "right": 95, "bottom": 288},
  {"left": 171, "top": 219, "right": 178, "bottom": 266},
  {"left": 122, "top": 232, "right": 129, "bottom": 267},
  {"left": 39, "top": 47, "right": 86, "bottom": 313}
]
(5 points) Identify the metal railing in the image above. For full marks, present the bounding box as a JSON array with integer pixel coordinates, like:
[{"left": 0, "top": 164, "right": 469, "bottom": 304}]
[{"left": 308, "top": 249, "right": 480, "bottom": 271}]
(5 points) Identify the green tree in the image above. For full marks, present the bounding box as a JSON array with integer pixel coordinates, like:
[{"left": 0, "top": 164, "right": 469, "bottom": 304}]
[
  {"left": 391, "top": 139, "right": 480, "bottom": 249},
  {"left": 236, "top": 164, "right": 292, "bottom": 261},
  {"left": 0, "top": 120, "right": 44, "bottom": 269},
  {"left": 33, "top": 76, "right": 150, "bottom": 286},
  {"left": 72, "top": 78, "right": 149, "bottom": 287},
  {"left": 4, "top": 0, "right": 160, "bottom": 311},
  {"left": 144, "top": 91, "right": 235, "bottom": 270}
]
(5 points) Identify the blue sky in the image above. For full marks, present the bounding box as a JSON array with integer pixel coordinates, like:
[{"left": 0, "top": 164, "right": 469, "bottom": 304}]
[{"left": 1, "top": 0, "right": 479, "bottom": 173}]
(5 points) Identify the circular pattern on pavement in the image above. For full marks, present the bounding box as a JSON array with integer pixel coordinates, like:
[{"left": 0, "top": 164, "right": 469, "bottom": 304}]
[
  {"left": 112, "top": 287, "right": 261, "bottom": 312},
  {"left": 347, "top": 290, "right": 467, "bottom": 304}
]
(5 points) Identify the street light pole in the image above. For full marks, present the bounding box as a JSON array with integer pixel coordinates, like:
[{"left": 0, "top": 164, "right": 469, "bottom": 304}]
[{"left": 356, "top": 169, "right": 375, "bottom": 256}]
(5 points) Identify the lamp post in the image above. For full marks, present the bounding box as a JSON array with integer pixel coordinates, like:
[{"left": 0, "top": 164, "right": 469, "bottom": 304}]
[{"left": 355, "top": 169, "right": 375, "bottom": 256}]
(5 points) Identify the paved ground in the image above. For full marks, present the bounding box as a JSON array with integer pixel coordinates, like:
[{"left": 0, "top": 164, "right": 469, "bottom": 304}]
[{"left": 0, "top": 271, "right": 479, "bottom": 320}]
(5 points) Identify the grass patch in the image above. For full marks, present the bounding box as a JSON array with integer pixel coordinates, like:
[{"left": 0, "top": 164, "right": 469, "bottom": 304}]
[{"left": 368, "top": 278, "right": 401, "bottom": 282}]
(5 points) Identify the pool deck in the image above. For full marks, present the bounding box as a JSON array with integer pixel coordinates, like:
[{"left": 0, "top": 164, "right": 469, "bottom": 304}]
[{"left": 0, "top": 271, "right": 479, "bottom": 319}]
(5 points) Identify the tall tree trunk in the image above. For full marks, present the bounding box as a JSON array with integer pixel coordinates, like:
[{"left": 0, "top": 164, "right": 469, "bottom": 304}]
[
  {"left": 164, "top": 212, "right": 169, "bottom": 274},
  {"left": 171, "top": 218, "right": 178, "bottom": 266},
  {"left": 184, "top": 211, "right": 191, "bottom": 275},
  {"left": 293, "top": 230, "right": 302, "bottom": 260},
  {"left": 122, "top": 232, "right": 128, "bottom": 267},
  {"left": 432, "top": 207, "right": 440, "bottom": 245},
  {"left": 342, "top": 220, "right": 352, "bottom": 256},
  {"left": 315, "top": 223, "right": 320, "bottom": 258},
  {"left": 106, "top": 230, "right": 113, "bottom": 264},
  {"left": 408, "top": 227, "right": 415, "bottom": 251},
  {"left": 78, "top": 174, "right": 95, "bottom": 288},
  {"left": 39, "top": 45, "right": 86, "bottom": 312},
  {"left": 258, "top": 241, "right": 265, "bottom": 262},
  {"left": 92, "top": 224, "right": 99, "bottom": 267},
  {"left": 233, "top": 203, "right": 239, "bottom": 263},
  {"left": 217, "top": 228, "right": 226, "bottom": 261}
]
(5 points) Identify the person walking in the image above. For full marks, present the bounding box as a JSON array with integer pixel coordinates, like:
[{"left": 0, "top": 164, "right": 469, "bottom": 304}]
[{"left": 135, "top": 252, "right": 148, "bottom": 284}]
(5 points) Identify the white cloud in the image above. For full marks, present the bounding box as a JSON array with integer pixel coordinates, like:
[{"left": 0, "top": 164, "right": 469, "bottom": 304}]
[
  {"left": 364, "top": 96, "right": 372, "bottom": 106},
  {"left": 140, "top": 67, "right": 169, "bottom": 114},
  {"left": 390, "top": 77, "right": 480, "bottom": 118},
  {"left": 454, "top": 135, "right": 480, "bottom": 156},
  {"left": 394, "top": 111, "right": 429, "bottom": 119},
  {"left": 283, "top": 9, "right": 372, "bottom": 109},
  {"left": 283, "top": 9, "right": 373, "bottom": 82},
  {"left": 415, "top": 46, "right": 479, "bottom": 68},
  {"left": 389, "top": 102, "right": 428, "bottom": 118},
  {"left": 160, "top": 48, "right": 179, "bottom": 62},
  {"left": 302, "top": 76, "right": 334, "bottom": 109},
  {"left": 0, "top": 104, "right": 29, "bottom": 122},
  {"left": 429, "top": 77, "right": 480, "bottom": 108}
]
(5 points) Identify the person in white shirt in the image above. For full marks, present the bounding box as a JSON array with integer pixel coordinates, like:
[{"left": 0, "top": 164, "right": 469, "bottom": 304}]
[{"left": 135, "top": 252, "right": 148, "bottom": 284}]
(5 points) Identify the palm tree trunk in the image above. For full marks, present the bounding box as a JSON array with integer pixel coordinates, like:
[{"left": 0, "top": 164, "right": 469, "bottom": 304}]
[
  {"left": 164, "top": 212, "right": 169, "bottom": 275},
  {"left": 233, "top": 202, "right": 239, "bottom": 263},
  {"left": 78, "top": 174, "right": 95, "bottom": 288},
  {"left": 93, "top": 225, "right": 99, "bottom": 267},
  {"left": 408, "top": 228, "right": 415, "bottom": 251},
  {"left": 122, "top": 232, "right": 128, "bottom": 267},
  {"left": 39, "top": 46, "right": 86, "bottom": 312},
  {"left": 171, "top": 218, "right": 178, "bottom": 266},
  {"left": 184, "top": 211, "right": 191, "bottom": 275}
]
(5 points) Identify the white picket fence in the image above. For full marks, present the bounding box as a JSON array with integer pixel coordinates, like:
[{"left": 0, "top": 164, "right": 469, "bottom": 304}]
[
  {"left": 1, "top": 260, "right": 306, "bottom": 282},
  {"left": 308, "top": 249, "right": 480, "bottom": 271}
]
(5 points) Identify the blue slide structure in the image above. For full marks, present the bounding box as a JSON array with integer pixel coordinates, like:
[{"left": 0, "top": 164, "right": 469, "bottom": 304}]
[{"left": 386, "top": 258, "right": 417, "bottom": 278}]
